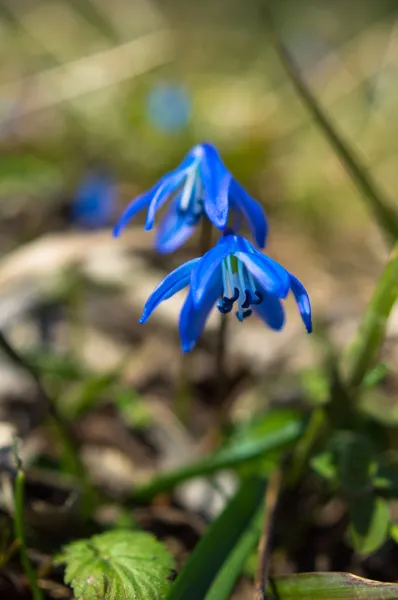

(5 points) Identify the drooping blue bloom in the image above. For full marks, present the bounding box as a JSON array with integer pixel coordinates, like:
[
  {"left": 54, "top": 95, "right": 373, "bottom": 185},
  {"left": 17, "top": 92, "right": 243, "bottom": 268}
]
[
  {"left": 140, "top": 233, "right": 312, "bottom": 352},
  {"left": 73, "top": 169, "right": 116, "bottom": 229},
  {"left": 147, "top": 82, "right": 191, "bottom": 132},
  {"left": 113, "top": 143, "right": 268, "bottom": 253}
]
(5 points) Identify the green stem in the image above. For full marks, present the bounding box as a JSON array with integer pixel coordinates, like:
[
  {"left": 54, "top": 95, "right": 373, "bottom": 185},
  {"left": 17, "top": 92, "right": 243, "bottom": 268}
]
[
  {"left": 12, "top": 444, "right": 44, "bottom": 600},
  {"left": 263, "top": 6, "right": 398, "bottom": 242}
]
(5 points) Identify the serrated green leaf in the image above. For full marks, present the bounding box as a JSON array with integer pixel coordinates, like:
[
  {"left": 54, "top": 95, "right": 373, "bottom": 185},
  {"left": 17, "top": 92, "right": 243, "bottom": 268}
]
[
  {"left": 55, "top": 530, "right": 175, "bottom": 600},
  {"left": 267, "top": 572, "right": 398, "bottom": 599},
  {"left": 349, "top": 496, "right": 390, "bottom": 555}
]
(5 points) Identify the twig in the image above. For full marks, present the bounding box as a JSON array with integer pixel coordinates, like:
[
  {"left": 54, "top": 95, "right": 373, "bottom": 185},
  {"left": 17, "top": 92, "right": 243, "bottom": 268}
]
[
  {"left": 254, "top": 467, "right": 283, "bottom": 600},
  {"left": 12, "top": 439, "right": 44, "bottom": 600}
]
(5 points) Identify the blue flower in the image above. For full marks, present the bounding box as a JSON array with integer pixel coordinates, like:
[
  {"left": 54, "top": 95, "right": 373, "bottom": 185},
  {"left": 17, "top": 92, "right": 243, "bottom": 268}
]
[
  {"left": 73, "top": 169, "right": 115, "bottom": 229},
  {"left": 147, "top": 82, "right": 191, "bottom": 133},
  {"left": 113, "top": 143, "right": 268, "bottom": 253},
  {"left": 140, "top": 233, "right": 312, "bottom": 352}
]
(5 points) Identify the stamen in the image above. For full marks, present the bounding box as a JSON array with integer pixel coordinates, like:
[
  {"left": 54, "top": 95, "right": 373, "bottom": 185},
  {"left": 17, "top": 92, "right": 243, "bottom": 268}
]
[
  {"left": 242, "top": 290, "right": 252, "bottom": 309},
  {"left": 236, "top": 308, "right": 252, "bottom": 321},
  {"left": 223, "top": 287, "right": 239, "bottom": 303},
  {"left": 219, "top": 256, "right": 261, "bottom": 323},
  {"left": 217, "top": 302, "right": 233, "bottom": 314},
  {"left": 179, "top": 165, "right": 197, "bottom": 211}
]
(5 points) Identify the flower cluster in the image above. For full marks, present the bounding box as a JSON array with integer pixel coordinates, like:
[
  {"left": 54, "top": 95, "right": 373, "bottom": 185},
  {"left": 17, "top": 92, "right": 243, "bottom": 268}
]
[{"left": 114, "top": 143, "right": 311, "bottom": 351}]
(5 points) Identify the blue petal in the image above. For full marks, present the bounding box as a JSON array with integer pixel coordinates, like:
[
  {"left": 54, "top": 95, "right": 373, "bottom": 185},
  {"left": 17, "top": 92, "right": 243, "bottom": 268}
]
[
  {"left": 253, "top": 291, "right": 285, "bottom": 330},
  {"left": 199, "top": 143, "right": 232, "bottom": 229},
  {"left": 155, "top": 197, "right": 197, "bottom": 254},
  {"left": 190, "top": 236, "right": 236, "bottom": 306},
  {"left": 289, "top": 274, "right": 312, "bottom": 333},
  {"left": 140, "top": 258, "right": 200, "bottom": 323},
  {"left": 179, "top": 274, "right": 222, "bottom": 352},
  {"left": 235, "top": 251, "right": 290, "bottom": 298},
  {"left": 230, "top": 179, "right": 268, "bottom": 248},
  {"left": 113, "top": 184, "right": 158, "bottom": 237},
  {"left": 145, "top": 172, "right": 185, "bottom": 230}
]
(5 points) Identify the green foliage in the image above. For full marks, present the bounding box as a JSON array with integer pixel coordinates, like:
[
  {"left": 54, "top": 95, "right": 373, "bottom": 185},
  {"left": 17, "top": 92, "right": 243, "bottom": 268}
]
[
  {"left": 167, "top": 478, "right": 265, "bottom": 600},
  {"left": 130, "top": 410, "right": 305, "bottom": 501},
  {"left": 348, "top": 496, "right": 390, "bottom": 555},
  {"left": 55, "top": 530, "right": 175, "bottom": 600},
  {"left": 311, "top": 431, "right": 392, "bottom": 553},
  {"left": 267, "top": 572, "right": 398, "bottom": 599},
  {"left": 205, "top": 503, "right": 264, "bottom": 600}
]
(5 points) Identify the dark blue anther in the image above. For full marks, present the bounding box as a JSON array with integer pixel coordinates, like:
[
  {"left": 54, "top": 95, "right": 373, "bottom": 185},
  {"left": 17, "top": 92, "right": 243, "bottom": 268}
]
[
  {"left": 217, "top": 302, "right": 232, "bottom": 314},
  {"left": 242, "top": 309, "right": 253, "bottom": 319},
  {"left": 251, "top": 291, "right": 263, "bottom": 305},
  {"left": 242, "top": 290, "right": 252, "bottom": 309},
  {"left": 223, "top": 287, "right": 239, "bottom": 304},
  {"left": 236, "top": 308, "right": 252, "bottom": 322}
]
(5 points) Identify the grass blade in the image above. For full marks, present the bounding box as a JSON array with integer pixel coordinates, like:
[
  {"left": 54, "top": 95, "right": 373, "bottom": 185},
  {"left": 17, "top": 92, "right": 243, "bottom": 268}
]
[
  {"left": 345, "top": 241, "right": 398, "bottom": 390},
  {"left": 130, "top": 416, "right": 304, "bottom": 501},
  {"left": 205, "top": 503, "right": 264, "bottom": 600},
  {"left": 263, "top": 8, "right": 398, "bottom": 241},
  {"left": 168, "top": 478, "right": 265, "bottom": 600}
]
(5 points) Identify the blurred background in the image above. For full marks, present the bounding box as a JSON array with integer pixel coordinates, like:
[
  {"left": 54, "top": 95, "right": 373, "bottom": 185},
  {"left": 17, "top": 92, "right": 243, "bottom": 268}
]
[
  {"left": 1, "top": 0, "right": 397, "bottom": 378},
  {"left": 1, "top": 1, "right": 398, "bottom": 595}
]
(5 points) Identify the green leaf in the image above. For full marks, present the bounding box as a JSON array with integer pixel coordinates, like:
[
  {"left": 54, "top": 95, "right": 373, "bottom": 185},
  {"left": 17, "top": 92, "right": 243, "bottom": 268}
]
[
  {"left": 344, "top": 242, "right": 398, "bottom": 391},
  {"left": 332, "top": 432, "right": 373, "bottom": 496},
  {"left": 390, "top": 522, "right": 398, "bottom": 544},
  {"left": 61, "top": 372, "right": 120, "bottom": 419},
  {"left": 130, "top": 414, "right": 305, "bottom": 501},
  {"left": 311, "top": 431, "right": 374, "bottom": 493},
  {"left": 348, "top": 496, "right": 390, "bottom": 555},
  {"left": 205, "top": 502, "right": 264, "bottom": 600},
  {"left": 55, "top": 530, "right": 175, "bottom": 600},
  {"left": 311, "top": 450, "right": 337, "bottom": 482},
  {"left": 362, "top": 363, "right": 388, "bottom": 389},
  {"left": 168, "top": 478, "right": 265, "bottom": 600},
  {"left": 267, "top": 572, "right": 398, "bottom": 599}
]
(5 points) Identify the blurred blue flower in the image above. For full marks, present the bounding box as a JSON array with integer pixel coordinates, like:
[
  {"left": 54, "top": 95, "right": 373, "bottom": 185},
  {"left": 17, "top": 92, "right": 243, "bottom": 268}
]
[
  {"left": 140, "top": 233, "right": 312, "bottom": 352},
  {"left": 113, "top": 143, "right": 268, "bottom": 253},
  {"left": 147, "top": 83, "right": 191, "bottom": 132},
  {"left": 72, "top": 169, "right": 115, "bottom": 229}
]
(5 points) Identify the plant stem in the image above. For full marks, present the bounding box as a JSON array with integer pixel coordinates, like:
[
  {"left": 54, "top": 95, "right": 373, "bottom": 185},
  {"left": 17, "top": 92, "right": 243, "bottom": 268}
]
[
  {"left": 12, "top": 442, "right": 44, "bottom": 600},
  {"left": 215, "top": 313, "right": 228, "bottom": 405},
  {"left": 254, "top": 467, "right": 283, "bottom": 600},
  {"left": 175, "top": 218, "right": 214, "bottom": 423}
]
